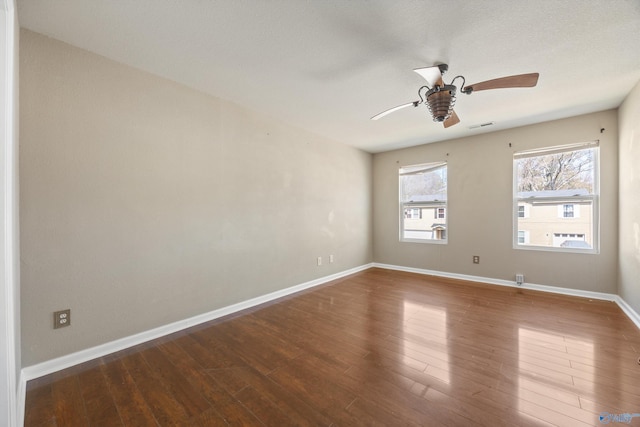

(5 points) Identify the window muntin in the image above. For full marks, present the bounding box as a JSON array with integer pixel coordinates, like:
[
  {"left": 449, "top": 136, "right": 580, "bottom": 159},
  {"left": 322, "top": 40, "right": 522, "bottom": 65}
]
[
  {"left": 400, "top": 162, "right": 447, "bottom": 243},
  {"left": 514, "top": 142, "right": 598, "bottom": 253}
]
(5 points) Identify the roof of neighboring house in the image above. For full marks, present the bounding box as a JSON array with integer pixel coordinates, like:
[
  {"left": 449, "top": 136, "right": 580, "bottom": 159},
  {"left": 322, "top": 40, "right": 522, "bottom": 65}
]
[
  {"left": 518, "top": 189, "right": 590, "bottom": 198},
  {"left": 407, "top": 194, "right": 446, "bottom": 202}
]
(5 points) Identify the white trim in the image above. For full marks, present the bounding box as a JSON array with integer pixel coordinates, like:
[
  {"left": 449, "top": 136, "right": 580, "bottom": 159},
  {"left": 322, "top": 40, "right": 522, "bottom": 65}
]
[
  {"left": 373, "top": 263, "right": 640, "bottom": 329},
  {"left": 373, "top": 262, "right": 617, "bottom": 300},
  {"left": 16, "top": 373, "right": 25, "bottom": 427},
  {"left": 513, "top": 140, "right": 599, "bottom": 159},
  {"left": 1, "top": 2, "right": 19, "bottom": 426},
  {"left": 615, "top": 296, "right": 640, "bottom": 331},
  {"left": 21, "top": 263, "right": 374, "bottom": 381}
]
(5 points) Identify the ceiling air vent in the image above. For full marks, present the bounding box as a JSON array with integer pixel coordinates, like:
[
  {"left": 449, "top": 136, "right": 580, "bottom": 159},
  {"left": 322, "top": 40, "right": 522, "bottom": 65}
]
[{"left": 469, "top": 121, "right": 495, "bottom": 129}]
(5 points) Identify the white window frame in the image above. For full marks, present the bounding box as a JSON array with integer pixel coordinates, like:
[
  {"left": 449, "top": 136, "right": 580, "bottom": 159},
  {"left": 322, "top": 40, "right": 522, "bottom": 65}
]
[
  {"left": 513, "top": 141, "right": 599, "bottom": 254},
  {"left": 399, "top": 161, "right": 448, "bottom": 244}
]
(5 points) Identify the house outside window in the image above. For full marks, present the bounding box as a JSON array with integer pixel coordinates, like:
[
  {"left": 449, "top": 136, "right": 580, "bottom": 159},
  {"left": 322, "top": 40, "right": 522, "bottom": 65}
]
[
  {"left": 514, "top": 141, "right": 599, "bottom": 253},
  {"left": 399, "top": 162, "right": 447, "bottom": 243}
]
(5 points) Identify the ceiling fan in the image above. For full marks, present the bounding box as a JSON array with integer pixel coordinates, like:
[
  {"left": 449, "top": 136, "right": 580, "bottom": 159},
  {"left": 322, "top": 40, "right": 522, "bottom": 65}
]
[{"left": 371, "top": 64, "right": 539, "bottom": 128}]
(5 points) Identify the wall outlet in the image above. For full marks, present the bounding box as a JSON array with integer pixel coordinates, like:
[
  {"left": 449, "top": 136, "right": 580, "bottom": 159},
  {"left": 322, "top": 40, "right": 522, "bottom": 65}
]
[
  {"left": 473, "top": 255, "right": 480, "bottom": 264},
  {"left": 516, "top": 274, "right": 524, "bottom": 286},
  {"left": 317, "top": 256, "right": 322, "bottom": 266},
  {"left": 54, "top": 309, "right": 71, "bottom": 329},
  {"left": 329, "top": 254, "right": 334, "bottom": 263}
]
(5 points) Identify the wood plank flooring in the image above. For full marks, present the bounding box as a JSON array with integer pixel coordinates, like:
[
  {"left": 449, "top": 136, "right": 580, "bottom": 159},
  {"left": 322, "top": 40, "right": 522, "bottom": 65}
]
[{"left": 24, "top": 268, "right": 640, "bottom": 426}]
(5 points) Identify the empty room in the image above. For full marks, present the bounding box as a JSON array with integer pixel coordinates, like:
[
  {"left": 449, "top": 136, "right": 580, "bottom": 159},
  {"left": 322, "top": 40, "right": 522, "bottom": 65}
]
[{"left": 2, "top": 0, "right": 640, "bottom": 425}]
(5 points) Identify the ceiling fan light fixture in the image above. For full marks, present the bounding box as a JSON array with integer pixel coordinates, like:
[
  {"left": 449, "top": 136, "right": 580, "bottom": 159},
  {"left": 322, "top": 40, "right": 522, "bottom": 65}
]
[
  {"left": 426, "top": 85, "right": 456, "bottom": 122},
  {"left": 370, "top": 64, "right": 539, "bottom": 128}
]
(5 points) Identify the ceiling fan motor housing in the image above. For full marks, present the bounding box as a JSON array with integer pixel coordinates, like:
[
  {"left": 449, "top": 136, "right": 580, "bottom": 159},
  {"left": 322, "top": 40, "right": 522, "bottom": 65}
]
[{"left": 426, "top": 85, "right": 456, "bottom": 122}]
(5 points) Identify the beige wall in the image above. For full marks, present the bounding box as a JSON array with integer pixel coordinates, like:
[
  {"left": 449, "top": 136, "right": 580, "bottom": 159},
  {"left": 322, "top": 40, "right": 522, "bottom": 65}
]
[
  {"left": 19, "top": 30, "right": 372, "bottom": 367},
  {"left": 373, "top": 110, "right": 618, "bottom": 293},
  {"left": 618, "top": 79, "right": 640, "bottom": 314}
]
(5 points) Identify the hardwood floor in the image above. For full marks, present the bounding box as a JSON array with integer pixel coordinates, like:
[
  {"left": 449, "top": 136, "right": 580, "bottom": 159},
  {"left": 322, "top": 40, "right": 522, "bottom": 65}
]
[{"left": 24, "top": 268, "right": 640, "bottom": 426}]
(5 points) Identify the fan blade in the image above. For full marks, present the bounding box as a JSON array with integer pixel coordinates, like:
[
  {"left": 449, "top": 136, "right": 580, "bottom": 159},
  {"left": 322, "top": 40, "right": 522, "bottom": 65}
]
[
  {"left": 443, "top": 110, "right": 460, "bottom": 128},
  {"left": 464, "top": 73, "right": 539, "bottom": 93},
  {"left": 414, "top": 65, "right": 444, "bottom": 87},
  {"left": 371, "top": 101, "right": 419, "bottom": 120}
]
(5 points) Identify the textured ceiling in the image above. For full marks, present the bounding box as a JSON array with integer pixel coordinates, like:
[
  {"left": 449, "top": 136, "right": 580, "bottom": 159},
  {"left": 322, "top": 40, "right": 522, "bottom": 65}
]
[{"left": 17, "top": 0, "right": 640, "bottom": 153}]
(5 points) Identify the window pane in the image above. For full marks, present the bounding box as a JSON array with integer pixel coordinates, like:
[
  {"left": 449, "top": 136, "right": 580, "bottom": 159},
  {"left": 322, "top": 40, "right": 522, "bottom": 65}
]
[
  {"left": 400, "top": 162, "right": 447, "bottom": 242},
  {"left": 400, "top": 163, "right": 447, "bottom": 203},
  {"left": 517, "top": 201, "right": 593, "bottom": 248},
  {"left": 514, "top": 144, "right": 597, "bottom": 251},
  {"left": 516, "top": 147, "right": 595, "bottom": 194}
]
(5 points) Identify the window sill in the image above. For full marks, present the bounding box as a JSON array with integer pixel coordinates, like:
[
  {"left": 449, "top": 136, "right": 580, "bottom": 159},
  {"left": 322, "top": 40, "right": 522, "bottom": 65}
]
[{"left": 514, "top": 244, "right": 599, "bottom": 255}]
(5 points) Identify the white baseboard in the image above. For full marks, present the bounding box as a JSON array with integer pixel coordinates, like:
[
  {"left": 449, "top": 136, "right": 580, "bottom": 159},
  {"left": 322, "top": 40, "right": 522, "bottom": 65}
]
[
  {"left": 615, "top": 296, "right": 640, "bottom": 330},
  {"left": 373, "top": 263, "right": 640, "bottom": 328},
  {"left": 21, "top": 263, "right": 373, "bottom": 382},
  {"left": 16, "top": 372, "right": 25, "bottom": 427}
]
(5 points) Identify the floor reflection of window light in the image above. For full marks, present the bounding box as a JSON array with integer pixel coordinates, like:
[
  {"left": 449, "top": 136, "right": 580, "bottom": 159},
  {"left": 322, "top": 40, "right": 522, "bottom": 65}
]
[
  {"left": 404, "top": 301, "right": 450, "bottom": 384},
  {"left": 517, "top": 327, "right": 594, "bottom": 424}
]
